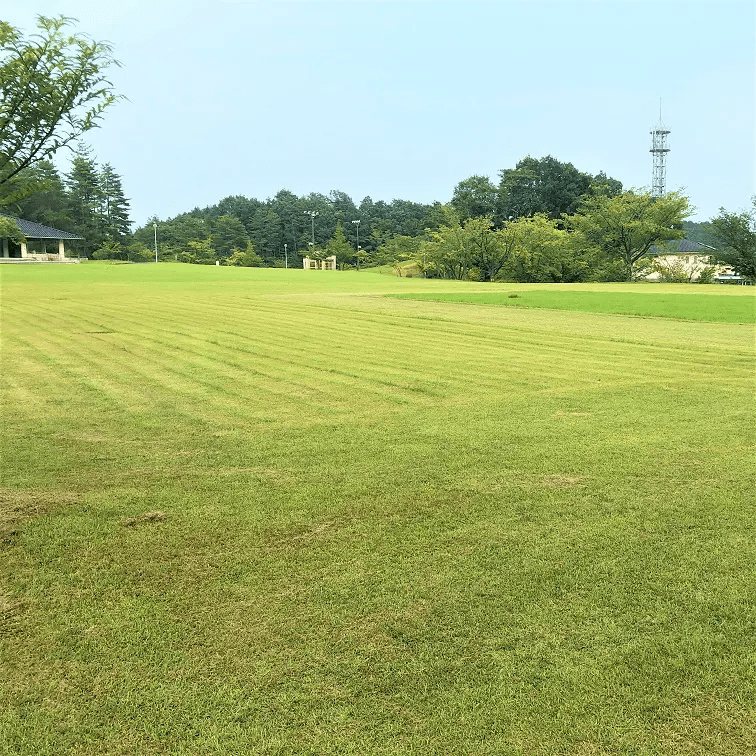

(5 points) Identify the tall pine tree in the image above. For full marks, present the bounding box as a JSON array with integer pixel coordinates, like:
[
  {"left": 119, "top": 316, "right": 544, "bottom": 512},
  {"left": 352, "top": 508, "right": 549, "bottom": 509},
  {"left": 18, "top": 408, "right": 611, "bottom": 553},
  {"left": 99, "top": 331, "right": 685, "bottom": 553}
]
[
  {"left": 326, "top": 221, "right": 355, "bottom": 266},
  {"left": 99, "top": 163, "right": 131, "bottom": 241},
  {"left": 13, "top": 160, "right": 73, "bottom": 231},
  {"left": 66, "top": 146, "right": 105, "bottom": 255}
]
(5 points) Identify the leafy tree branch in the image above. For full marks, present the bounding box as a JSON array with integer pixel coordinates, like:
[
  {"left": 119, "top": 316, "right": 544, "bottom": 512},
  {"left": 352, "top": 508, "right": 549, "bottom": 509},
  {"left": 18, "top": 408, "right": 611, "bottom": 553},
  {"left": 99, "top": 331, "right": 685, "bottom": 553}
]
[{"left": 0, "top": 15, "right": 122, "bottom": 204}]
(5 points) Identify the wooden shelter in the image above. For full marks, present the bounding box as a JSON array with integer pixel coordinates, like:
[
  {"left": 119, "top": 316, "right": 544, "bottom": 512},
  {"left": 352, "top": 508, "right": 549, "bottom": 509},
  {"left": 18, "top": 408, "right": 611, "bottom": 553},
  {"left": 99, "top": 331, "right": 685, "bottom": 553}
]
[{"left": 1, "top": 215, "right": 82, "bottom": 261}]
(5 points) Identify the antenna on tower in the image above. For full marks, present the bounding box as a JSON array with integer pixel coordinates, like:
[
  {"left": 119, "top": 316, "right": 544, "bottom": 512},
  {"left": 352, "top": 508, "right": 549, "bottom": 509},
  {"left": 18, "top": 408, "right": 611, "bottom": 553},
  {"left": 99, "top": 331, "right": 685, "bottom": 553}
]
[{"left": 650, "top": 100, "right": 670, "bottom": 197}]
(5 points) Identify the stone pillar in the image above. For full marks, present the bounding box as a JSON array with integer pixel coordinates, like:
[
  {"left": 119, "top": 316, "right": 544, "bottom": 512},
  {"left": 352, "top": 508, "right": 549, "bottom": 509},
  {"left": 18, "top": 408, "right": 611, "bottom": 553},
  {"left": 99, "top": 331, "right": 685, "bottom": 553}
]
[
  {"left": 20, "top": 241, "right": 28, "bottom": 258},
  {"left": 59, "top": 239, "right": 66, "bottom": 259}
]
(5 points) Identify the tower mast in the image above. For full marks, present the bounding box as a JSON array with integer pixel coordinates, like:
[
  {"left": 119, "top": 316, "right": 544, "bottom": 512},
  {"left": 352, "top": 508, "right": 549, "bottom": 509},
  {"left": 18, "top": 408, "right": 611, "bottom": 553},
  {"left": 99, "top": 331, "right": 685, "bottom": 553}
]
[{"left": 650, "top": 100, "right": 670, "bottom": 197}]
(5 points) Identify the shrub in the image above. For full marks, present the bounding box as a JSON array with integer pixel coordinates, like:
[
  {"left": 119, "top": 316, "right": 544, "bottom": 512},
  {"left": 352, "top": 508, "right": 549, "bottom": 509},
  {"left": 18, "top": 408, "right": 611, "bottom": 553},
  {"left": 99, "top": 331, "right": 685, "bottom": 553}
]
[
  {"left": 226, "top": 244, "right": 264, "bottom": 267},
  {"left": 696, "top": 266, "right": 717, "bottom": 284},
  {"left": 92, "top": 240, "right": 126, "bottom": 260}
]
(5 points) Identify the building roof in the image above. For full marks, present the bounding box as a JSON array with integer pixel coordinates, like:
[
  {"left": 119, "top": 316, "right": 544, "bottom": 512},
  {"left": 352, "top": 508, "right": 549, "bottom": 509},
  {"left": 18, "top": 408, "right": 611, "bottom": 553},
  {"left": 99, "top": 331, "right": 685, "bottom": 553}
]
[
  {"left": 1, "top": 215, "right": 83, "bottom": 240},
  {"left": 650, "top": 238, "right": 716, "bottom": 255}
]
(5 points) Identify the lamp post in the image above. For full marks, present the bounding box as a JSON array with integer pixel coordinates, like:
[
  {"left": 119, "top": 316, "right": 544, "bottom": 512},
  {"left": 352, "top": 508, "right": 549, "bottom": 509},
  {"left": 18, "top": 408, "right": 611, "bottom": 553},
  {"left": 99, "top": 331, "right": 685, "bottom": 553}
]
[
  {"left": 153, "top": 222, "right": 158, "bottom": 263},
  {"left": 351, "top": 219, "right": 361, "bottom": 270},
  {"left": 304, "top": 210, "right": 318, "bottom": 252},
  {"left": 284, "top": 243, "right": 288, "bottom": 269}
]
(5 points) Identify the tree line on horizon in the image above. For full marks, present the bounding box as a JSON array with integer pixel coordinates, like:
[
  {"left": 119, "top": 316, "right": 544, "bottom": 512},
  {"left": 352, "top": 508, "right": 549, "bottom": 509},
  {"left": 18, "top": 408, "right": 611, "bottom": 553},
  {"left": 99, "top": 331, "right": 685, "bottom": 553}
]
[
  {"left": 6, "top": 151, "right": 754, "bottom": 282},
  {"left": 8, "top": 150, "right": 633, "bottom": 266},
  {"left": 128, "top": 155, "right": 627, "bottom": 269}
]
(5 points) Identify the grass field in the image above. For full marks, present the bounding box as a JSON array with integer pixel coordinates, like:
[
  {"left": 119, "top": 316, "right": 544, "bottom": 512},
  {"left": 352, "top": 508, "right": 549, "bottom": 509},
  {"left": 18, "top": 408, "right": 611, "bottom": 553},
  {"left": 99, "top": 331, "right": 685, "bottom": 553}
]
[
  {"left": 389, "top": 289, "right": 756, "bottom": 323},
  {"left": 1, "top": 263, "right": 755, "bottom": 755}
]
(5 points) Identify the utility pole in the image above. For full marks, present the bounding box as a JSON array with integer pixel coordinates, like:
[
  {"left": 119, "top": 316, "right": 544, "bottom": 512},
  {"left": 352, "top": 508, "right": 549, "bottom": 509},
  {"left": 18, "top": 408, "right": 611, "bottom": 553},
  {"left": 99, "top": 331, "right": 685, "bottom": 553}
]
[
  {"left": 304, "top": 211, "right": 319, "bottom": 252},
  {"left": 352, "top": 219, "right": 361, "bottom": 270}
]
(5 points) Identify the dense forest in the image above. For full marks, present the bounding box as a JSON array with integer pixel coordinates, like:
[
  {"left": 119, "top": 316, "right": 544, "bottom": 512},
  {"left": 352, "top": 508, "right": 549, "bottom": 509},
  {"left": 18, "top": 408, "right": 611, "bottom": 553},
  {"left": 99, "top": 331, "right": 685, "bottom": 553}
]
[{"left": 4, "top": 150, "right": 749, "bottom": 282}]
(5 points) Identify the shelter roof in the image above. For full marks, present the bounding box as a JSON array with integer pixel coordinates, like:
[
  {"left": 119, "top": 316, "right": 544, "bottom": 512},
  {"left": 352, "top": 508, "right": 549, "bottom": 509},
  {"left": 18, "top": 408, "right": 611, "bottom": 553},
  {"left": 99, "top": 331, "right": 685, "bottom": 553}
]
[{"left": 1, "top": 214, "right": 83, "bottom": 240}]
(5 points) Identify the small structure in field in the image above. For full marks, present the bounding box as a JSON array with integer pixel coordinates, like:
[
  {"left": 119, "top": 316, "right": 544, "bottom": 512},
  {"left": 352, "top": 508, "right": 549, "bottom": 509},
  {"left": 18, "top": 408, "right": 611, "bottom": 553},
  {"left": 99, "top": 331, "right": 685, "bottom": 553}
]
[
  {"left": 1, "top": 215, "right": 82, "bottom": 262},
  {"left": 303, "top": 255, "right": 336, "bottom": 270}
]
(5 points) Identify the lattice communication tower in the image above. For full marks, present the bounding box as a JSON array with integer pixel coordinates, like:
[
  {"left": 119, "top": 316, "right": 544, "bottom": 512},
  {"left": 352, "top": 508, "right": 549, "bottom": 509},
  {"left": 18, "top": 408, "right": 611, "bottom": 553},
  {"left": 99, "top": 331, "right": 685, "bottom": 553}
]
[{"left": 650, "top": 103, "right": 670, "bottom": 197}]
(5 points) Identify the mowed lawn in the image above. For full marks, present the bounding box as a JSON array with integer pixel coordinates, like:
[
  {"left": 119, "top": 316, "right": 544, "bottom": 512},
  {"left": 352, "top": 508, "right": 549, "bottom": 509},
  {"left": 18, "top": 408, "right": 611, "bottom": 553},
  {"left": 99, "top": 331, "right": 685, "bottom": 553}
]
[
  {"left": 389, "top": 289, "right": 756, "bottom": 323},
  {"left": 1, "top": 264, "right": 754, "bottom": 755}
]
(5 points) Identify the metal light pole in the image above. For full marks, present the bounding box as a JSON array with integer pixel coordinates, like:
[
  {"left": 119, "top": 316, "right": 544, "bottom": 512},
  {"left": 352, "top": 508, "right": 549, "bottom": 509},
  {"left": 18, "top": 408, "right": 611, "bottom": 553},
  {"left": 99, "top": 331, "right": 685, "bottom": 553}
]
[
  {"left": 284, "top": 243, "right": 288, "bottom": 269},
  {"left": 153, "top": 222, "right": 158, "bottom": 263},
  {"left": 351, "top": 219, "right": 361, "bottom": 270},
  {"left": 304, "top": 210, "right": 318, "bottom": 252}
]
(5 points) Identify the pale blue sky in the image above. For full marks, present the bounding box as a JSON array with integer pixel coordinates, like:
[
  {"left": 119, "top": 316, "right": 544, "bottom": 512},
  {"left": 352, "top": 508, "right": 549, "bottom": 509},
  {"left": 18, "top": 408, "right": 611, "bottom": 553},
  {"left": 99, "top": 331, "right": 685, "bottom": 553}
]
[{"left": 6, "top": 1, "right": 755, "bottom": 226}]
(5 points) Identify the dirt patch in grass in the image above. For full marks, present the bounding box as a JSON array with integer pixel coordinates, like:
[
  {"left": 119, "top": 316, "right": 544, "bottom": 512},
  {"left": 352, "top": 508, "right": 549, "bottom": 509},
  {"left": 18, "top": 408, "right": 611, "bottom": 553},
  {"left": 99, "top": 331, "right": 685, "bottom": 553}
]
[
  {"left": 212, "top": 466, "right": 289, "bottom": 481},
  {"left": 121, "top": 510, "right": 167, "bottom": 527},
  {"left": 269, "top": 519, "right": 341, "bottom": 547},
  {"left": 0, "top": 488, "right": 79, "bottom": 543},
  {"left": 289, "top": 519, "right": 338, "bottom": 541},
  {"left": 0, "top": 593, "right": 23, "bottom": 637},
  {"left": 58, "top": 432, "right": 109, "bottom": 443},
  {"left": 265, "top": 517, "right": 357, "bottom": 550},
  {"left": 540, "top": 474, "right": 586, "bottom": 488}
]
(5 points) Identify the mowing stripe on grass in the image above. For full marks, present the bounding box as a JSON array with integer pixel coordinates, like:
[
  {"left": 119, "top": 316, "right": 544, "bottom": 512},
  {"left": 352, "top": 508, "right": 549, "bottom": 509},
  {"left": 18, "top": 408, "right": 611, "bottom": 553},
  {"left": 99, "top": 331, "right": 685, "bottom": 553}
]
[{"left": 389, "top": 289, "right": 756, "bottom": 322}]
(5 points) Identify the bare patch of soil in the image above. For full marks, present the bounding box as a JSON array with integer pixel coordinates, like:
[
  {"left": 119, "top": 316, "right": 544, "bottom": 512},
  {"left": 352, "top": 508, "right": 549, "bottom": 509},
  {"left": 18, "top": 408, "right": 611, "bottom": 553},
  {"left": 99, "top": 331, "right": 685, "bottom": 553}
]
[
  {"left": 0, "top": 593, "right": 23, "bottom": 636},
  {"left": 540, "top": 474, "right": 586, "bottom": 488},
  {"left": 122, "top": 510, "right": 167, "bottom": 527}
]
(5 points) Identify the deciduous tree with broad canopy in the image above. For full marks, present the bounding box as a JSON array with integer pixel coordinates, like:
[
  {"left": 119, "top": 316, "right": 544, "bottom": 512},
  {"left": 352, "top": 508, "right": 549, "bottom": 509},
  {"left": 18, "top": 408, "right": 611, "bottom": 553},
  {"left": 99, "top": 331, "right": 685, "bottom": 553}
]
[
  {"left": 708, "top": 199, "right": 756, "bottom": 282},
  {"left": 499, "top": 156, "right": 591, "bottom": 221},
  {"left": 450, "top": 175, "right": 500, "bottom": 222},
  {"left": 565, "top": 190, "right": 691, "bottom": 281},
  {"left": 417, "top": 211, "right": 522, "bottom": 282}
]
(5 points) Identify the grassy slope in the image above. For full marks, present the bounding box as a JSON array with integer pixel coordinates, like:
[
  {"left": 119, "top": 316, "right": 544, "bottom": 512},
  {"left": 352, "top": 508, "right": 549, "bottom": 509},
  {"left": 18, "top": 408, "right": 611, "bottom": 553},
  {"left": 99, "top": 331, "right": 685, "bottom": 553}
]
[
  {"left": 1, "top": 264, "right": 755, "bottom": 755},
  {"left": 389, "top": 290, "right": 756, "bottom": 323}
]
